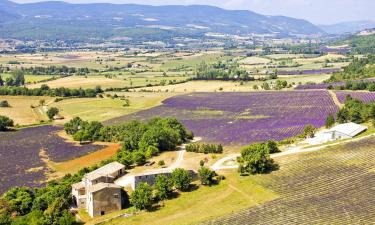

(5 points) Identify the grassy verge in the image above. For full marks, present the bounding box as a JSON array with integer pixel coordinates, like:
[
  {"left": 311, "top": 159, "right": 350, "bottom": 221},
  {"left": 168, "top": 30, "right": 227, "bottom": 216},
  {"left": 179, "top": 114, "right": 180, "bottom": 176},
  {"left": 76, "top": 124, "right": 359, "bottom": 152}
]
[{"left": 95, "top": 172, "right": 277, "bottom": 225}]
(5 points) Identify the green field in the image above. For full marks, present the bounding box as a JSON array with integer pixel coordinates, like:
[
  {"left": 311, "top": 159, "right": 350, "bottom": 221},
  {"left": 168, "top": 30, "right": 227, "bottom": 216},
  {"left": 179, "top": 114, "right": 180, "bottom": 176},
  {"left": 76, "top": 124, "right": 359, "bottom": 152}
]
[
  {"left": 52, "top": 92, "right": 175, "bottom": 122},
  {"left": 1, "top": 74, "right": 54, "bottom": 83}
]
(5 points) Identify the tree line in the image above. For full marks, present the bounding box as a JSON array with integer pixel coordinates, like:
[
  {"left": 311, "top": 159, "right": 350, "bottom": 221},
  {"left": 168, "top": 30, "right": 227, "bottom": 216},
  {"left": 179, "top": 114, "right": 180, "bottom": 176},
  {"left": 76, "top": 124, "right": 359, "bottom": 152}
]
[
  {"left": 0, "top": 65, "right": 90, "bottom": 76},
  {"left": 185, "top": 143, "right": 223, "bottom": 154},
  {"left": 330, "top": 80, "right": 375, "bottom": 92},
  {"left": 0, "top": 85, "right": 103, "bottom": 98}
]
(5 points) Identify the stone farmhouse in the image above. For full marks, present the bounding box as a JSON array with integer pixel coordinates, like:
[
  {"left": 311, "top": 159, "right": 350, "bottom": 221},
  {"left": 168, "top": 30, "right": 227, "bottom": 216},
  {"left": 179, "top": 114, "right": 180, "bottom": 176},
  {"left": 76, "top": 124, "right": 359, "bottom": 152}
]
[{"left": 72, "top": 162, "right": 126, "bottom": 217}]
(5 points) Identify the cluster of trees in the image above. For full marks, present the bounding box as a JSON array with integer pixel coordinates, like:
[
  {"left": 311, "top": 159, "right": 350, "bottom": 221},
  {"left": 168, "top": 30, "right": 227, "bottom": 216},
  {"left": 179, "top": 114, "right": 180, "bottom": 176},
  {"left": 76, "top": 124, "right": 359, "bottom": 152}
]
[
  {"left": 328, "top": 55, "right": 375, "bottom": 82},
  {"left": 348, "top": 34, "right": 375, "bottom": 54},
  {"left": 332, "top": 81, "right": 375, "bottom": 92},
  {"left": 185, "top": 143, "right": 223, "bottom": 154},
  {"left": 130, "top": 168, "right": 193, "bottom": 210},
  {"left": 0, "top": 171, "right": 85, "bottom": 225},
  {"left": 131, "top": 166, "right": 219, "bottom": 211},
  {"left": 65, "top": 117, "right": 194, "bottom": 168},
  {"left": 194, "top": 61, "right": 252, "bottom": 81},
  {"left": 337, "top": 95, "right": 375, "bottom": 125},
  {"left": 0, "top": 70, "right": 25, "bottom": 86},
  {"left": 237, "top": 141, "right": 279, "bottom": 175},
  {"left": 0, "top": 115, "right": 14, "bottom": 131},
  {"left": 0, "top": 85, "right": 103, "bottom": 98}
]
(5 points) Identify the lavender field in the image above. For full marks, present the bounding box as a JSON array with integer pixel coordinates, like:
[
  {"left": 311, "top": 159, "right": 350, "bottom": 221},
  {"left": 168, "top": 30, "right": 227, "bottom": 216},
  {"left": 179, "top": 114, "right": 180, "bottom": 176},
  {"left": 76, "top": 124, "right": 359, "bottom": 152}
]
[
  {"left": 335, "top": 91, "right": 375, "bottom": 104},
  {"left": 278, "top": 68, "right": 341, "bottom": 75},
  {"left": 0, "top": 126, "right": 102, "bottom": 193},
  {"left": 108, "top": 91, "right": 338, "bottom": 146}
]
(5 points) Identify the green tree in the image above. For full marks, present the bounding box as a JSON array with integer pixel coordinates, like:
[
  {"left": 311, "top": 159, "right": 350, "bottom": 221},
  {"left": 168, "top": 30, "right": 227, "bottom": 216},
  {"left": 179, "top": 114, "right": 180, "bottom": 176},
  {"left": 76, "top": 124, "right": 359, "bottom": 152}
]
[
  {"left": 130, "top": 183, "right": 153, "bottom": 210},
  {"left": 58, "top": 210, "right": 76, "bottom": 225},
  {"left": 11, "top": 70, "right": 25, "bottom": 86},
  {"left": 0, "top": 100, "right": 10, "bottom": 108},
  {"left": 238, "top": 143, "right": 276, "bottom": 175},
  {"left": 43, "top": 197, "right": 70, "bottom": 225},
  {"left": 325, "top": 114, "right": 335, "bottom": 128},
  {"left": 2, "top": 187, "right": 34, "bottom": 215},
  {"left": 198, "top": 167, "right": 215, "bottom": 185},
  {"left": 155, "top": 175, "right": 174, "bottom": 200},
  {"left": 132, "top": 151, "right": 146, "bottom": 166},
  {"left": 172, "top": 168, "right": 192, "bottom": 191},
  {"left": 46, "top": 107, "right": 59, "bottom": 120},
  {"left": 0, "top": 115, "right": 14, "bottom": 131}
]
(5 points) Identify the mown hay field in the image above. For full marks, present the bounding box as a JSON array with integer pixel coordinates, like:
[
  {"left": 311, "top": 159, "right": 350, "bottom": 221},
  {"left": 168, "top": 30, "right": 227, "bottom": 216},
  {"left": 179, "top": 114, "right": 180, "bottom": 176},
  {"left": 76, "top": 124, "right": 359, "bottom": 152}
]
[
  {"left": 0, "top": 95, "right": 52, "bottom": 125},
  {"left": 27, "top": 75, "right": 188, "bottom": 89}
]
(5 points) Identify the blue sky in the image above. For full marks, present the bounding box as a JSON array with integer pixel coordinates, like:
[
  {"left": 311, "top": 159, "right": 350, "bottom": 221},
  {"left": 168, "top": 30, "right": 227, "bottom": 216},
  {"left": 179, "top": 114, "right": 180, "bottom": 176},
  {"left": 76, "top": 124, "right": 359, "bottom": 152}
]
[{"left": 11, "top": 0, "right": 375, "bottom": 24}]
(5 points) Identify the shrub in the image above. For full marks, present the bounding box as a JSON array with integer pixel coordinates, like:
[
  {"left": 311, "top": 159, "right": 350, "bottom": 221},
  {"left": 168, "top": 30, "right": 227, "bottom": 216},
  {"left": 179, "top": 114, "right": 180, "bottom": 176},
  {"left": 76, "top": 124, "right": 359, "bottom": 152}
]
[
  {"left": 325, "top": 114, "right": 335, "bottom": 128},
  {"left": 0, "top": 100, "right": 10, "bottom": 107},
  {"left": 0, "top": 115, "right": 14, "bottom": 131},
  {"left": 158, "top": 160, "right": 165, "bottom": 167},
  {"left": 46, "top": 107, "right": 59, "bottom": 120}
]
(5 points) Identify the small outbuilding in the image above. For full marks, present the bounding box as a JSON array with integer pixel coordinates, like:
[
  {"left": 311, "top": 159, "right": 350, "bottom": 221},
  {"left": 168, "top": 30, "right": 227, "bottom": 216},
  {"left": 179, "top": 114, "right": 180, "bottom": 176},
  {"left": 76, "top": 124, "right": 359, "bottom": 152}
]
[{"left": 324, "top": 122, "right": 368, "bottom": 140}]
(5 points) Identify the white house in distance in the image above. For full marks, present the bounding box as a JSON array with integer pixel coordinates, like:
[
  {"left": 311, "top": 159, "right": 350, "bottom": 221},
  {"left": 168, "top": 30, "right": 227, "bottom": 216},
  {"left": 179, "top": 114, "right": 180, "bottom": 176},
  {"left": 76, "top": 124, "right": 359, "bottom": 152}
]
[
  {"left": 324, "top": 122, "right": 368, "bottom": 140},
  {"left": 304, "top": 122, "right": 368, "bottom": 145}
]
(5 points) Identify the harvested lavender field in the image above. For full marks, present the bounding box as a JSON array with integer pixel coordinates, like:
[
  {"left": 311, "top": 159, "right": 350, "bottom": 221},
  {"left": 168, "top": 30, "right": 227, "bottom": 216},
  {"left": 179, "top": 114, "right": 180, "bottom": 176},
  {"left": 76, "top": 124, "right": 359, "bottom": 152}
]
[
  {"left": 107, "top": 91, "right": 338, "bottom": 146},
  {"left": 0, "top": 126, "right": 102, "bottom": 193},
  {"left": 206, "top": 137, "right": 375, "bottom": 224},
  {"left": 335, "top": 91, "right": 375, "bottom": 104}
]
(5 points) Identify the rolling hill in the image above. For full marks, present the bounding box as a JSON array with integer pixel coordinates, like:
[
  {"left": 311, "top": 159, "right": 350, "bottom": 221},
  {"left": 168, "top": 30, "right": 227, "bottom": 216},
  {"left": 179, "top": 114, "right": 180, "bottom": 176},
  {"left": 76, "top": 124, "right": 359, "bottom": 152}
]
[
  {"left": 0, "top": 0, "right": 324, "bottom": 41},
  {"left": 320, "top": 20, "right": 375, "bottom": 34}
]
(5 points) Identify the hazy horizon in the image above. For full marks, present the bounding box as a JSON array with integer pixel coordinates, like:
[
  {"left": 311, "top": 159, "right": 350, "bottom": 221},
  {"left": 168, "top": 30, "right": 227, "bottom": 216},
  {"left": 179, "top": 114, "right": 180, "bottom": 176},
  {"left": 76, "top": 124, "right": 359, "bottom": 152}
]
[{"left": 10, "top": 0, "right": 375, "bottom": 25}]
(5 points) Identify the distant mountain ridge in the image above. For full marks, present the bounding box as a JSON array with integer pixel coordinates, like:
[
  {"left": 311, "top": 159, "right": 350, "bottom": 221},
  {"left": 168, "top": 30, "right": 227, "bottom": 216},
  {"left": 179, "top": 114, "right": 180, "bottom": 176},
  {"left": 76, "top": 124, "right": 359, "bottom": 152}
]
[
  {"left": 0, "top": 0, "right": 325, "bottom": 42},
  {"left": 320, "top": 20, "right": 375, "bottom": 34}
]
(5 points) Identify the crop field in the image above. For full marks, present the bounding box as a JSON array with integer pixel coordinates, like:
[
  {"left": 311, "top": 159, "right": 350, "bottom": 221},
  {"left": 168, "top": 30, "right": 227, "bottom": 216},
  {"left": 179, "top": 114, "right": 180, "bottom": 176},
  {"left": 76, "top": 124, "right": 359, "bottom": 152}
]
[
  {"left": 1, "top": 74, "right": 54, "bottom": 83},
  {"left": 0, "top": 96, "right": 52, "bottom": 125},
  {"left": 334, "top": 91, "right": 375, "bottom": 103},
  {"left": 108, "top": 91, "right": 338, "bottom": 145},
  {"left": 159, "top": 52, "right": 231, "bottom": 71},
  {"left": 0, "top": 125, "right": 102, "bottom": 193},
  {"left": 207, "top": 136, "right": 375, "bottom": 224},
  {"left": 53, "top": 92, "right": 174, "bottom": 122},
  {"left": 27, "top": 75, "right": 188, "bottom": 89}
]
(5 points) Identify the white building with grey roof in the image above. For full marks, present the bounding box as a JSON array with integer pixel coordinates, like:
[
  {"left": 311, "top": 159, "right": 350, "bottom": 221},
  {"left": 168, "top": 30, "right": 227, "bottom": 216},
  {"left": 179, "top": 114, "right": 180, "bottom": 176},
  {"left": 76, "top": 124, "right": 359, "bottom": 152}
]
[{"left": 72, "top": 162, "right": 126, "bottom": 217}]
